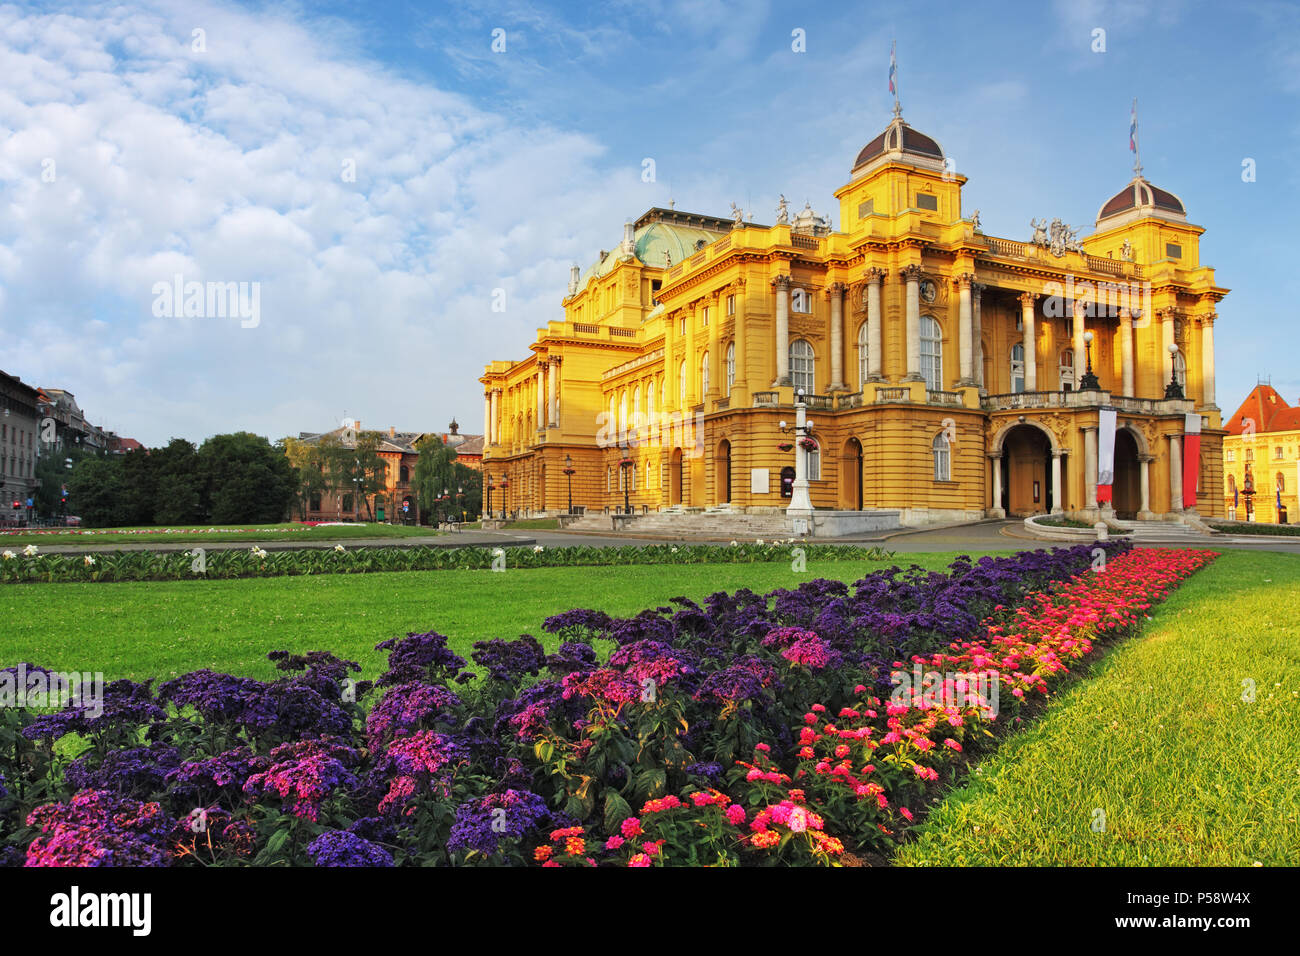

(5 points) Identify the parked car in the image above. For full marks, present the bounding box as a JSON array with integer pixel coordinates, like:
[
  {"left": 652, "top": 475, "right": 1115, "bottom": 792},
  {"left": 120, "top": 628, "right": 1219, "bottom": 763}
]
[{"left": 64, "top": 515, "right": 82, "bottom": 527}]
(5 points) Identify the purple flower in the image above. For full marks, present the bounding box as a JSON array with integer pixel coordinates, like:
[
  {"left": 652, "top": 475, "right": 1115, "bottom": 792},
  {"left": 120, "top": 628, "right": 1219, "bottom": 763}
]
[
  {"left": 24, "top": 790, "right": 173, "bottom": 867},
  {"left": 366, "top": 682, "right": 462, "bottom": 749},
  {"left": 308, "top": 830, "right": 394, "bottom": 867},
  {"left": 446, "top": 789, "right": 551, "bottom": 857},
  {"left": 21, "top": 679, "right": 165, "bottom": 743},
  {"left": 242, "top": 737, "right": 359, "bottom": 822},
  {"left": 65, "top": 744, "right": 181, "bottom": 798},
  {"left": 375, "top": 631, "right": 468, "bottom": 687},
  {"left": 471, "top": 636, "right": 546, "bottom": 685},
  {"left": 544, "top": 641, "right": 598, "bottom": 676}
]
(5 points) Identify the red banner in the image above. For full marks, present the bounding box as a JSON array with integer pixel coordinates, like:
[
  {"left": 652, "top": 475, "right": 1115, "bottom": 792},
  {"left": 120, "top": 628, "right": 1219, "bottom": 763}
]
[{"left": 1183, "top": 413, "right": 1201, "bottom": 509}]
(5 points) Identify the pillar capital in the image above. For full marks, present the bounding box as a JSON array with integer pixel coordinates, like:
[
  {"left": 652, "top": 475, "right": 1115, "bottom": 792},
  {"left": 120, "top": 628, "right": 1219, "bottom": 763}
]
[
  {"left": 771, "top": 274, "right": 791, "bottom": 291},
  {"left": 864, "top": 266, "right": 887, "bottom": 284},
  {"left": 1201, "top": 311, "right": 1217, "bottom": 327},
  {"left": 825, "top": 281, "right": 846, "bottom": 296},
  {"left": 899, "top": 264, "right": 923, "bottom": 283},
  {"left": 955, "top": 272, "right": 977, "bottom": 289},
  {"left": 1018, "top": 291, "right": 1037, "bottom": 307}
]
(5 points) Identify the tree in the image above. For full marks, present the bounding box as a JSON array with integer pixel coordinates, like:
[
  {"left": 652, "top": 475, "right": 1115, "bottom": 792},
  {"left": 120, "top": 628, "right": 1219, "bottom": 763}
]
[
  {"left": 151, "top": 439, "right": 204, "bottom": 525},
  {"left": 66, "top": 457, "right": 127, "bottom": 527},
  {"left": 35, "top": 445, "right": 97, "bottom": 518},
  {"left": 413, "top": 435, "right": 457, "bottom": 523},
  {"left": 197, "top": 432, "right": 296, "bottom": 523}
]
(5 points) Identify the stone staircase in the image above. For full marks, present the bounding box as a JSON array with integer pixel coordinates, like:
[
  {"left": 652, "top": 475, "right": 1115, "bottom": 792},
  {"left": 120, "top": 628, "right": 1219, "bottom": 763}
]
[
  {"left": 1111, "top": 518, "right": 1217, "bottom": 542},
  {"left": 563, "top": 506, "right": 797, "bottom": 538}
]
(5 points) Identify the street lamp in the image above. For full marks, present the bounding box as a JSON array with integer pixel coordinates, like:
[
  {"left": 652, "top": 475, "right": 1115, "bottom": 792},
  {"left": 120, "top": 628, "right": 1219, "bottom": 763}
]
[
  {"left": 353, "top": 457, "right": 362, "bottom": 522},
  {"left": 1079, "top": 330, "right": 1101, "bottom": 390},
  {"left": 1164, "top": 343, "right": 1184, "bottom": 399},
  {"left": 500, "top": 477, "right": 509, "bottom": 519},
  {"left": 563, "top": 454, "right": 575, "bottom": 514},
  {"left": 780, "top": 388, "right": 815, "bottom": 521},
  {"left": 486, "top": 475, "right": 494, "bottom": 519},
  {"left": 619, "top": 455, "right": 632, "bottom": 515}
]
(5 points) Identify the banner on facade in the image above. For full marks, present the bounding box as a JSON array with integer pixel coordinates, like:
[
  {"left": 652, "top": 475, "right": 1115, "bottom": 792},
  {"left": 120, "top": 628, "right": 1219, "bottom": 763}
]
[
  {"left": 1183, "top": 412, "right": 1201, "bottom": 509},
  {"left": 1096, "top": 407, "right": 1117, "bottom": 504}
]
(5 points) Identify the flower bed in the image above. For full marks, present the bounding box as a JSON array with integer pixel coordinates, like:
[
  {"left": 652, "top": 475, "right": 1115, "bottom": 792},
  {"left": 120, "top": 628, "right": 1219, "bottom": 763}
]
[
  {"left": 0, "top": 543, "right": 1215, "bottom": 867},
  {"left": 0, "top": 542, "right": 895, "bottom": 585}
]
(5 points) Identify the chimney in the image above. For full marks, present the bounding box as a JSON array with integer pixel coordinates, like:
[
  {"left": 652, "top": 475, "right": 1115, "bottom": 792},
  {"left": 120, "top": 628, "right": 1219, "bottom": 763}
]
[{"left": 389, "top": 426, "right": 395, "bottom": 438}]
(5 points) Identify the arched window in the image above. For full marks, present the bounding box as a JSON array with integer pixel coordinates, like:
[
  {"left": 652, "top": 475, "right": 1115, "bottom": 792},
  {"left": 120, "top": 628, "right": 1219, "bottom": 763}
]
[
  {"left": 647, "top": 381, "right": 656, "bottom": 441},
  {"left": 790, "top": 339, "right": 815, "bottom": 394},
  {"left": 806, "top": 438, "right": 821, "bottom": 481},
  {"left": 1010, "top": 343, "right": 1025, "bottom": 393},
  {"left": 857, "top": 322, "right": 870, "bottom": 387},
  {"left": 726, "top": 342, "right": 735, "bottom": 396},
  {"left": 606, "top": 466, "right": 612, "bottom": 492},
  {"left": 701, "top": 351, "right": 710, "bottom": 398},
  {"left": 679, "top": 360, "right": 686, "bottom": 408},
  {"left": 920, "top": 317, "right": 943, "bottom": 390},
  {"left": 632, "top": 387, "right": 641, "bottom": 443},
  {"left": 932, "top": 431, "right": 951, "bottom": 481},
  {"left": 619, "top": 392, "right": 628, "bottom": 444},
  {"left": 1059, "top": 349, "right": 1075, "bottom": 392},
  {"left": 608, "top": 395, "right": 616, "bottom": 444}
]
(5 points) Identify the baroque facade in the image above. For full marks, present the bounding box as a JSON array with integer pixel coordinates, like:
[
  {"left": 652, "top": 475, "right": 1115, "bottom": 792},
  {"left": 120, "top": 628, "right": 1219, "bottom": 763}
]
[
  {"left": 479, "top": 110, "right": 1226, "bottom": 525},
  {"left": 1222, "top": 384, "right": 1300, "bottom": 523}
]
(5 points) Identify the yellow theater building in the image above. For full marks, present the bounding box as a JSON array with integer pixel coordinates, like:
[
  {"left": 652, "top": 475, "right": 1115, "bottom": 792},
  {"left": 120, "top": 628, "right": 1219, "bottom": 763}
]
[{"left": 479, "top": 107, "right": 1226, "bottom": 531}]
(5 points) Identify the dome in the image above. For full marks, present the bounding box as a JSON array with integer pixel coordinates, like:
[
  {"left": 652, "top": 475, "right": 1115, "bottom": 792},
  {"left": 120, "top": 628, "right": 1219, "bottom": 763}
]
[
  {"left": 572, "top": 219, "right": 729, "bottom": 293},
  {"left": 1097, "top": 177, "right": 1186, "bottom": 223},
  {"left": 852, "top": 116, "right": 944, "bottom": 173}
]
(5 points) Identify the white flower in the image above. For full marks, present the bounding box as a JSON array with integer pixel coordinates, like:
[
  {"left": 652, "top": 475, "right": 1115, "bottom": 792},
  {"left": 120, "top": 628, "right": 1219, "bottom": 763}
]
[
  {"left": 2, "top": 551, "right": 13, "bottom": 560},
  {"left": 755, "top": 539, "right": 764, "bottom": 545},
  {"left": 670, "top": 546, "right": 679, "bottom": 553},
  {"left": 730, "top": 540, "right": 738, "bottom": 547},
  {"left": 533, "top": 545, "right": 544, "bottom": 553},
  {"left": 334, "top": 544, "right": 346, "bottom": 553},
  {"left": 492, "top": 548, "right": 504, "bottom": 557},
  {"left": 84, "top": 555, "right": 96, "bottom": 566},
  {"left": 22, "top": 544, "right": 38, "bottom": 557},
  {"left": 252, "top": 548, "right": 268, "bottom": 559}
]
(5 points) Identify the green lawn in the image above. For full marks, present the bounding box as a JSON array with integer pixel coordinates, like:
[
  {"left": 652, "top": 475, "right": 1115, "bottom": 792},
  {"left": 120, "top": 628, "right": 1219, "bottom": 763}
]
[
  {"left": 0, "top": 554, "right": 958, "bottom": 681},
  {"left": 0, "top": 522, "right": 438, "bottom": 547},
  {"left": 895, "top": 549, "right": 1300, "bottom": 866}
]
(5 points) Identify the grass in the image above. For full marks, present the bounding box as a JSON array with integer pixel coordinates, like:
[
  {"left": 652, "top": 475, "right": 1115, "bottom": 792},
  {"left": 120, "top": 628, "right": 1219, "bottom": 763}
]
[
  {"left": 463, "top": 518, "right": 560, "bottom": 530},
  {"left": 895, "top": 549, "right": 1300, "bottom": 866},
  {"left": 0, "top": 553, "right": 966, "bottom": 682},
  {"left": 1035, "top": 516, "right": 1093, "bottom": 528},
  {"left": 0, "top": 522, "right": 438, "bottom": 547}
]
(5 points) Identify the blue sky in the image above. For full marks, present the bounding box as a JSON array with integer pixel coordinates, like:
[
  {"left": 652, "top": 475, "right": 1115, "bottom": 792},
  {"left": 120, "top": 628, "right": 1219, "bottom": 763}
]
[{"left": 0, "top": 0, "right": 1296, "bottom": 445}]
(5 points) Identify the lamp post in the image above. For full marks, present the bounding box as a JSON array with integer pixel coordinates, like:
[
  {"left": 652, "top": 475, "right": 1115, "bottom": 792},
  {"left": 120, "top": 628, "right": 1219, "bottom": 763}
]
[
  {"left": 1164, "top": 344, "right": 1184, "bottom": 399},
  {"left": 782, "top": 389, "right": 815, "bottom": 523},
  {"left": 564, "top": 454, "right": 575, "bottom": 514},
  {"left": 619, "top": 456, "right": 632, "bottom": 515},
  {"left": 500, "top": 477, "right": 509, "bottom": 519},
  {"left": 486, "top": 476, "right": 494, "bottom": 520},
  {"left": 353, "top": 457, "right": 362, "bottom": 522},
  {"left": 1079, "top": 330, "right": 1101, "bottom": 390}
]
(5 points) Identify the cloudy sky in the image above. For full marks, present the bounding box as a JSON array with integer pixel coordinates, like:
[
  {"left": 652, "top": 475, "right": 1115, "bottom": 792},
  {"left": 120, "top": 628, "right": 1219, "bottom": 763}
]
[{"left": 1, "top": 0, "right": 1296, "bottom": 446}]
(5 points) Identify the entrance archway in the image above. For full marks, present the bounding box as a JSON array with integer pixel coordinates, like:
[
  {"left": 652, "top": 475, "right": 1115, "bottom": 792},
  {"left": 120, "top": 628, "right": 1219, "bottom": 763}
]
[
  {"left": 717, "top": 440, "right": 732, "bottom": 504},
  {"left": 1113, "top": 429, "right": 1140, "bottom": 519},
  {"left": 1001, "top": 424, "right": 1052, "bottom": 516},
  {"left": 840, "top": 438, "right": 863, "bottom": 509}
]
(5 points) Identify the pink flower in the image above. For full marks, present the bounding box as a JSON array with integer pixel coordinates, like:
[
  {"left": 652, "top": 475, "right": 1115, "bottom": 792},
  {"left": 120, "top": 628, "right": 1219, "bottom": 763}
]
[
  {"left": 726, "top": 805, "right": 746, "bottom": 826},
  {"left": 605, "top": 835, "right": 625, "bottom": 850}
]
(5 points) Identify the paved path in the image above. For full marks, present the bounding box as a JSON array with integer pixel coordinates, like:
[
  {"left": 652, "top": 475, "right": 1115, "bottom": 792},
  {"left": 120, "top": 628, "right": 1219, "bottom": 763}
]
[{"left": 19, "top": 520, "right": 1300, "bottom": 556}]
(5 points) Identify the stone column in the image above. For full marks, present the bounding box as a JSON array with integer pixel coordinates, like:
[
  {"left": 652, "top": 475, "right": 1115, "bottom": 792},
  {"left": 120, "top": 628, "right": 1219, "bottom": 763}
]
[
  {"left": 956, "top": 273, "right": 975, "bottom": 384},
  {"left": 1119, "top": 308, "right": 1135, "bottom": 396},
  {"left": 1051, "top": 452, "right": 1063, "bottom": 514},
  {"left": 686, "top": 303, "right": 699, "bottom": 406},
  {"left": 707, "top": 293, "right": 722, "bottom": 403},
  {"left": 490, "top": 389, "right": 500, "bottom": 445},
  {"left": 990, "top": 455, "right": 1005, "bottom": 518},
  {"left": 1083, "top": 426, "right": 1098, "bottom": 512},
  {"left": 1201, "top": 313, "right": 1217, "bottom": 407},
  {"left": 664, "top": 311, "right": 678, "bottom": 410},
  {"left": 536, "top": 365, "right": 544, "bottom": 429},
  {"left": 1160, "top": 310, "right": 1176, "bottom": 381},
  {"left": 483, "top": 393, "right": 491, "bottom": 446},
  {"left": 548, "top": 357, "right": 559, "bottom": 426},
  {"left": 972, "top": 281, "right": 985, "bottom": 389},
  {"left": 1072, "top": 299, "right": 1087, "bottom": 386},
  {"left": 1169, "top": 434, "right": 1183, "bottom": 513},
  {"left": 1019, "top": 293, "right": 1037, "bottom": 390},
  {"left": 1138, "top": 454, "right": 1154, "bottom": 519},
  {"left": 866, "top": 268, "right": 885, "bottom": 382},
  {"left": 772, "top": 275, "right": 791, "bottom": 386},
  {"left": 828, "top": 282, "right": 846, "bottom": 391},
  {"left": 901, "top": 264, "right": 922, "bottom": 381},
  {"left": 733, "top": 282, "right": 749, "bottom": 405}
]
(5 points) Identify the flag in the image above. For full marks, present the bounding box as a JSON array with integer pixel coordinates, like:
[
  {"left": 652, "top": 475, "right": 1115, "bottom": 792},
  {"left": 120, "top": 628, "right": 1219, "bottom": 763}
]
[
  {"left": 889, "top": 42, "right": 897, "bottom": 95},
  {"left": 1183, "top": 413, "right": 1201, "bottom": 509},
  {"left": 1129, "top": 100, "right": 1137, "bottom": 153},
  {"left": 1096, "top": 408, "right": 1117, "bottom": 504}
]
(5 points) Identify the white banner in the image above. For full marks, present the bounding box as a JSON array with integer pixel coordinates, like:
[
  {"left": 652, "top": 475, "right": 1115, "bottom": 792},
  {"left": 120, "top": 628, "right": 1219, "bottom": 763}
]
[{"left": 1097, "top": 407, "right": 1117, "bottom": 487}]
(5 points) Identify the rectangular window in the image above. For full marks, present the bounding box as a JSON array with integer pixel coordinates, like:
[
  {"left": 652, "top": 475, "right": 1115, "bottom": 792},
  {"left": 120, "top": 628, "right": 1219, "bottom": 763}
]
[
  {"left": 857, "top": 199, "right": 874, "bottom": 218},
  {"left": 1225, "top": 450, "right": 1234, "bottom": 462},
  {"left": 1277, "top": 447, "right": 1285, "bottom": 459},
  {"left": 916, "top": 193, "right": 938, "bottom": 211},
  {"left": 1165, "top": 243, "right": 1182, "bottom": 259},
  {"left": 726, "top": 294, "right": 735, "bottom": 315},
  {"left": 701, "top": 306, "right": 709, "bottom": 327}
]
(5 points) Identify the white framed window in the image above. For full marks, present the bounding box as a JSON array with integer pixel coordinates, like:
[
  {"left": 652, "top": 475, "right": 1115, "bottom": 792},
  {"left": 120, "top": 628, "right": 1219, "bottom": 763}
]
[
  {"left": 1011, "top": 343, "right": 1025, "bottom": 393},
  {"left": 806, "top": 438, "right": 821, "bottom": 480},
  {"left": 790, "top": 339, "right": 815, "bottom": 394},
  {"left": 619, "top": 392, "right": 628, "bottom": 443},
  {"left": 702, "top": 306, "right": 709, "bottom": 327},
  {"left": 1226, "top": 449, "right": 1235, "bottom": 462},
  {"left": 726, "top": 294, "right": 735, "bottom": 315},
  {"left": 606, "top": 466, "right": 612, "bottom": 492},
  {"left": 857, "top": 322, "right": 869, "bottom": 387},
  {"left": 632, "top": 387, "right": 641, "bottom": 440},
  {"left": 701, "top": 351, "right": 710, "bottom": 397},
  {"left": 932, "top": 432, "right": 952, "bottom": 481},
  {"left": 1275, "top": 446, "right": 1284, "bottom": 460},
  {"left": 726, "top": 342, "right": 735, "bottom": 396},
  {"left": 791, "top": 288, "right": 810, "bottom": 313},
  {"left": 647, "top": 381, "right": 656, "bottom": 440},
  {"left": 1059, "top": 350, "right": 1075, "bottom": 392},
  {"left": 920, "top": 316, "right": 943, "bottom": 391}
]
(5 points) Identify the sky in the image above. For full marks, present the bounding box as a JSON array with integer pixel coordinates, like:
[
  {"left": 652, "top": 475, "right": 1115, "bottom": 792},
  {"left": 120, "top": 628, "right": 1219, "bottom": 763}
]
[{"left": 1, "top": 0, "right": 1297, "bottom": 446}]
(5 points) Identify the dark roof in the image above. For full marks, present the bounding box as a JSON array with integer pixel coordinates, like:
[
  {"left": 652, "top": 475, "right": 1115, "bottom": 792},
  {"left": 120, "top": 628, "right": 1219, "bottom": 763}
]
[
  {"left": 852, "top": 121, "right": 944, "bottom": 171},
  {"left": 454, "top": 435, "right": 485, "bottom": 457},
  {"left": 1098, "top": 178, "right": 1186, "bottom": 220}
]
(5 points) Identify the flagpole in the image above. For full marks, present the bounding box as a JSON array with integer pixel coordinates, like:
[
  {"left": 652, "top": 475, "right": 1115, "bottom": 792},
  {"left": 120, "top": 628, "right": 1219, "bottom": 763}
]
[
  {"left": 890, "top": 40, "right": 901, "bottom": 119},
  {"left": 1131, "top": 97, "right": 1142, "bottom": 177}
]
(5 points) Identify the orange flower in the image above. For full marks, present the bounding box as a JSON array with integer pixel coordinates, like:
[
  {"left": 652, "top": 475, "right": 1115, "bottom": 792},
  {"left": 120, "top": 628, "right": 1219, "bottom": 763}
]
[{"left": 534, "top": 845, "right": 553, "bottom": 862}]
